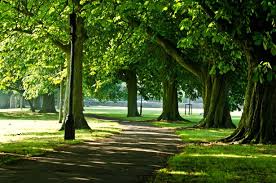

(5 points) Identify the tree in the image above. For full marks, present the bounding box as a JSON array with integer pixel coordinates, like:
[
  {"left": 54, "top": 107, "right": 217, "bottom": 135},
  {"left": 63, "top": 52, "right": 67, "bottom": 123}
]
[
  {"left": 0, "top": 0, "right": 91, "bottom": 129},
  {"left": 120, "top": 1, "right": 238, "bottom": 127},
  {"left": 39, "top": 93, "right": 57, "bottom": 113},
  {"left": 125, "top": 69, "right": 140, "bottom": 117},
  {"left": 0, "top": 34, "right": 62, "bottom": 112},
  {"left": 147, "top": 45, "right": 184, "bottom": 121},
  {"left": 196, "top": 0, "right": 276, "bottom": 143}
]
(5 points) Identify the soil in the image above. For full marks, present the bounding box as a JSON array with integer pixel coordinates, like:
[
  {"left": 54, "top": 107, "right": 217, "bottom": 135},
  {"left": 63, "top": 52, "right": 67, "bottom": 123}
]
[{"left": 0, "top": 116, "right": 183, "bottom": 183}]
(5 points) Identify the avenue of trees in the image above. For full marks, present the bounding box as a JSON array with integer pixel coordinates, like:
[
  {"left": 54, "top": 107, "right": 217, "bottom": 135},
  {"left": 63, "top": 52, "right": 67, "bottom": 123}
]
[{"left": 0, "top": 0, "right": 275, "bottom": 144}]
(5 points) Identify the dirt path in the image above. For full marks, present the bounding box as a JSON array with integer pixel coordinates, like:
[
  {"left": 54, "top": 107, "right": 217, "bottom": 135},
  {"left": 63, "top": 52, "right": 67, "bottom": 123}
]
[{"left": 0, "top": 120, "right": 183, "bottom": 183}]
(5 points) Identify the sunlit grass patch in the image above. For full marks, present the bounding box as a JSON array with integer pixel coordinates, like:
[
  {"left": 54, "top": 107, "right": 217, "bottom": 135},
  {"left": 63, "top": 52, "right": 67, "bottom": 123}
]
[
  {"left": 0, "top": 111, "right": 59, "bottom": 120},
  {"left": 176, "top": 129, "right": 234, "bottom": 143},
  {"left": 154, "top": 144, "right": 276, "bottom": 183},
  {"left": 232, "top": 116, "right": 241, "bottom": 126},
  {"left": 0, "top": 116, "right": 121, "bottom": 165},
  {"left": 152, "top": 121, "right": 195, "bottom": 128}
]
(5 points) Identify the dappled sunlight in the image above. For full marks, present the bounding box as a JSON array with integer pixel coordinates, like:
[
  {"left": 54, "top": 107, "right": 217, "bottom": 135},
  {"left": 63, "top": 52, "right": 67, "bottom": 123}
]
[
  {"left": 0, "top": 110, "right": 59, "bottom": 120},
  {"left": 159, "top": 168, "right": 207, "bottom": 176},
  {"left": 0, "top": 120, "right": 60, "bottom": 143},
  {"left": 154, "top": 168, "right": 208, "bottom": 183},
  {"left": 0, "top": 116, "right": 121, "bottom": 144},
  {"left": 0, "top": 121, "right": 182, "bottom": 182},
  {"left": 188, "top": 153, "right": 257, "bottom": 158},
  {"left": 176, "top": 128, "right": 234, "bottom": 143},
  {"left": 70, "top": 177, "right": 91, "bottom": 181},
  {"left": 158, "top": 141, "right": 276, "bottom": 183}
]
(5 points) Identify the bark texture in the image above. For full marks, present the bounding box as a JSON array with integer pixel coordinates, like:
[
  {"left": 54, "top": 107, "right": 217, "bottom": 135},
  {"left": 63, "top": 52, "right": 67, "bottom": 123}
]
[
  {"left": 126, "top": 70, "right": 140, "bottom": 117},
  {"left": 39, "top": 94, "right": 57, "bottom": 113},
  {"left": 198, "top": 74, "right": 235, "bottom": 128},
  {"left": 223, "top": 62, "right": 276, "bottom": 143},
  {"left": 198, "top": 1, "right": 276, "bottom": 143},
  {"left": 158, "top": 75, "right": 184, "bottom": 121}
]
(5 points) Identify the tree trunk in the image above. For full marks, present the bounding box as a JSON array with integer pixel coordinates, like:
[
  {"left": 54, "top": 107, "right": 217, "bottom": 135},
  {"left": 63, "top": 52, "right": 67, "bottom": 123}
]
[
  {"left": 27, "top": 100, "right": 35, "bottom": 112},
  {"left": 61, "top": 16, "right": 90, "bottom": 129},
  {"left": 140, "top": 96, "right": 143, "bottom": 116},
  {"left": 20, "top": 95, "right": 24, "bottom": 109},
  {"left": 126, "top": 70, "right": 140, "bottom": 117},
  {"left": 223, "top": 61, "right": 276, "bottom": 144},
  {"left": 153, "top": 33, "right": 233, "bottom": 127},
  {"left": 39, "top": 93, "right": 57, "bottom": 113},
  {"left": 198, "top": 74, "right": 235, "bottom": 128},
  {"left": 33, "top": 96, "right": 42, "bottom": 111},
  {"left": 158, "top": 76, "right": 184, "bottom": 121},
  {"left": 59, "top": 81, "right": 65, "bottom": 123}
]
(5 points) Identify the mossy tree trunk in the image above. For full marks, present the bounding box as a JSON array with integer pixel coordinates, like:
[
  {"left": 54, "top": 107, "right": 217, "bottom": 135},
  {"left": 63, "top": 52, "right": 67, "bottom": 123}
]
[
  {"left": 198, "top": 74, "right": 235, "bottom": 128},
  {"left": 224, "top": 60, "right": 276, "bottom": 144},
  {"left": 158, "top": 75, "right": 183, "bottom": 121},
  {"left": 39, "top": 93, "right": 57, "bottom": 113},
  {"left": 61, "top": 16, "right": 90, "bottom": 129},
  {"left": 126, "top": 70, "right": 140, "bottom": 117}
]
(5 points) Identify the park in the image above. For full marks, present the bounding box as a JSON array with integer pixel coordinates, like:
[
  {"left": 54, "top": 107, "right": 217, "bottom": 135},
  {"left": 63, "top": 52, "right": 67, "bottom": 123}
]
[{"left": 0, "top": 0, "right": 275, "bottom": 182}]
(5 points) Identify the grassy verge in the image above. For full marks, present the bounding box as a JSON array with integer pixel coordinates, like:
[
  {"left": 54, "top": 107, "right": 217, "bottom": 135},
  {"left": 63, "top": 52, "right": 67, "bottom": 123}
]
[
  {"left": 152, "top": 117, "right": 276, "bottom": 183},
  {"left": 154, "top": 144, "right": 276, "bottom": 183}
]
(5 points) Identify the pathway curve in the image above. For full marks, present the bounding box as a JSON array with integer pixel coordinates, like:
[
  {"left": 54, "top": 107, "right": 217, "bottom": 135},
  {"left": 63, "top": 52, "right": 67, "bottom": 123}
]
[{"left": 0, "top": 119, "right": 183, "bottom": 183}]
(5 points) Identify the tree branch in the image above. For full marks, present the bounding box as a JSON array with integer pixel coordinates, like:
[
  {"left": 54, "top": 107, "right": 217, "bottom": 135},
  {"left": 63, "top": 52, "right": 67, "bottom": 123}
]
[
  {"left": 46, "top": 33, "right": 70, "bottom": 54},
  {"left": 127, "top": 17, "right": 203, "bottom": 79},
  {"left": 155, "top": 35, "right": 201, "bottom": 79}
]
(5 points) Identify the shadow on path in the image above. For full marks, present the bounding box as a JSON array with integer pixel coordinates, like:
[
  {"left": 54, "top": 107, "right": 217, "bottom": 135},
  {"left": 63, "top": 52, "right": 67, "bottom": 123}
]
[{"left": 0, "top": 117, "right": 183, "bottom": 183}]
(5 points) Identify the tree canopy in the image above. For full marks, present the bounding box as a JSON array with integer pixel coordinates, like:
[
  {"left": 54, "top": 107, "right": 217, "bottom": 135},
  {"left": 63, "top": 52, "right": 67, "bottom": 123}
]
[{"left": 0, "top": 0, "right": 275, "bottom": 143}]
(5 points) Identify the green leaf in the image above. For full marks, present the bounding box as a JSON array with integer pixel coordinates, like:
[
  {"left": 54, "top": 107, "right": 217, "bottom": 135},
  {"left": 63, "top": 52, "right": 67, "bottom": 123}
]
[{"left": 271, "top": 44, "right": 276, "bottom": 56}]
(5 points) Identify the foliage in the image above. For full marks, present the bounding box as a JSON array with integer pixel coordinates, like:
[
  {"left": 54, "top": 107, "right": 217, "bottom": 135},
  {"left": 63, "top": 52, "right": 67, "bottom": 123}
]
[{"left": 0, "top": 33, "right": 65, "bottom": 99}]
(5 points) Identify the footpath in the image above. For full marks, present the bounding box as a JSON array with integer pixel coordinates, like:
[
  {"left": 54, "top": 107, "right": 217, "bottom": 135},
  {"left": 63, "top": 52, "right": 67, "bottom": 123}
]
[{"left": 0, "top": 118, "right": 183, "bottom": 183}]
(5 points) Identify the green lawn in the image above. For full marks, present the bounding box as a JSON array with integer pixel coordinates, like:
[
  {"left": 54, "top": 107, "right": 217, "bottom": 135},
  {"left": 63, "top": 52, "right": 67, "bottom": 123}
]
[
  {"left": 84, "top": 106, "right": 161, "bottom": 121},
  {"left": 151, "top": 118, "right": 276, "bottom": 183},
  {"left": 154, "top": 143, "right": 276, "bottom": 183},
  {"left": 0, "top": 111, "right": 121, "bottom": 165},
  {"left": 83, "top": 107, "right": 276, "bottom": 183},
  {"left": 2, "top": 107, "right": 273, "bottom": 183},
  {"left": 0, "top": 110, "right": 59, "bottom": 120}
]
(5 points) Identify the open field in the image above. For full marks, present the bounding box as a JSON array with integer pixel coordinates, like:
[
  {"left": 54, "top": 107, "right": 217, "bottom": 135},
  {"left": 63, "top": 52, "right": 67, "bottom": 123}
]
[
  {"left": 0, "top": 109, "right": 121, "bottom": 164},
  {"left": 1, "top": 107, "right": 275, "bottom": 182},
  {"left": 84, "top": 106, "right": 242, "bottom": 125}
]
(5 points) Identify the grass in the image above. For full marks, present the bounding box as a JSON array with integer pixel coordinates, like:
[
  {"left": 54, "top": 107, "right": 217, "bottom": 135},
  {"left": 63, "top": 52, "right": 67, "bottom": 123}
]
[
  {"left": 84, "top": 106, "right": 161, "bottom": 121},
  {"left": 0, "top": 113, "right": 121, "bottom": 165},
  {"left": 88, "top": 106, "right": 276, "bottom": 182},
  {"left": 3, "top": 107, "right": 273, "bottom": 182},
  {"left": 150, "top": 116, "right": 276, "bottom": 183},
  {"left": 154, "top": 144, "right": 276, "bottom": 183},
  {"left": 0, "top": 110, "right": 59, "bottom": 120}
]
